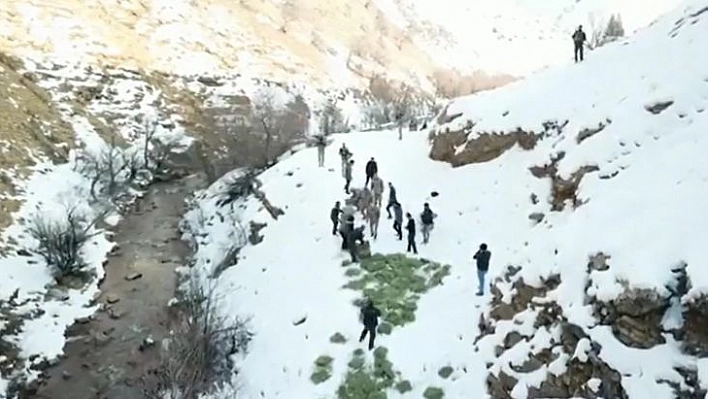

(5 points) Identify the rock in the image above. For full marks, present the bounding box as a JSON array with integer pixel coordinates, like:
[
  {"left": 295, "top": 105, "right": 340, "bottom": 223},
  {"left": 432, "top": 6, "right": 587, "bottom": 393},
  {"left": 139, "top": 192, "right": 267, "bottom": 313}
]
[
  {"left": 612, "top": 315, "right": 665, "bottom": 349},
  {"left": 139, "top": 337, "right": 156, "bottom": 351},
  {"left": 76, "top": 316, "right": 92, "bottom": 324},
  {"left": 124, "top": 272, "right": 142, "bottom": 281},
  {"left": 108, "top": 308, "right": 125, "bottom": 320},
  {"left": 587, "top": 252, "right": 611, "bottom": 272},
  {"left": 105, "top": 294, "right": 120, "bottom": 304},
  {"left": 293, "top": 315, "right": 307, "bottom": 326},
  {"left": 503, "top": 331, "right": 524, "bottom": 349},
  {"left": 62, "top": 371, "right": 72, "bottom": 380},
  {"left": 528, "top": 212, "right": 545, "bottom": 224},
  {"left": 530, "top": 193, "right": 539, "bottom": 204},
  {"left": 430, "top": 128, "right": 538, "bottom": 166},
  {"left": 613, "top": 288, "right": 668, "bottom": 317},
  {"left": 16, "top": 249, "right": 32, "bottom": 257},
  {"left": 487, "top": 370, "right": 518, "bottom": 399}
]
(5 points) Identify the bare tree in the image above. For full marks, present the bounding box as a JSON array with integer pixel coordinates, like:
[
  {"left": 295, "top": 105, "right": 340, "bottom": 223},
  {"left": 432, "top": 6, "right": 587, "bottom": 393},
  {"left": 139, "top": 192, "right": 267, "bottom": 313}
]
[
  {"left": 586, "top": 12, "right": 624, "bottom": 49},
  {"left": 319, "top": 96, "right": 348, "bottom": 135},
  {"left": 76, "top": 136, "right": 132, "bottom": 201},
  {"left": 147, "top": 276, "right": 252, "bottom": 399}
]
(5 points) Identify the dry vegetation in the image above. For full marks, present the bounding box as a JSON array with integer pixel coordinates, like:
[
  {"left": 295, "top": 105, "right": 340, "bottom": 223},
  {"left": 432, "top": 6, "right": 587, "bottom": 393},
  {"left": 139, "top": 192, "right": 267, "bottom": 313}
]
[{"left": 431, "top": 68, "right": 516, "bottom": 98}]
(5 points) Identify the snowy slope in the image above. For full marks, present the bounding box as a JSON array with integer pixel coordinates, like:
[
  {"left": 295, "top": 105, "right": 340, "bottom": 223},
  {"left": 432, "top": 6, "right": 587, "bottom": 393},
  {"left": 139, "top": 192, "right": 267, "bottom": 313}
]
[{"left": 182, "top": 0, "right": 708, "bottom": 397}]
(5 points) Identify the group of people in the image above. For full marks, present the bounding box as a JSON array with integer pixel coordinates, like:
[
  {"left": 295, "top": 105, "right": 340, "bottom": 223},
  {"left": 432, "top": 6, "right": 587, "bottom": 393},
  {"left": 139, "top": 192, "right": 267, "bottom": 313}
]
[{"left": 320, "top": 140, "right": 493, "bottom": 350}]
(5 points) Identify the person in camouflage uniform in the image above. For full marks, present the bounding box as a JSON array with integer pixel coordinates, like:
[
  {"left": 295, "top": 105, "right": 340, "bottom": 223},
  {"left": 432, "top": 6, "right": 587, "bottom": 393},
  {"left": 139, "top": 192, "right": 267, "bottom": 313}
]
[
  {"left": 371, "top": 174, "right": 384, "bottom": 208},
  {"left": 367, "top": 203, "right": 381, "bottom": 240}
]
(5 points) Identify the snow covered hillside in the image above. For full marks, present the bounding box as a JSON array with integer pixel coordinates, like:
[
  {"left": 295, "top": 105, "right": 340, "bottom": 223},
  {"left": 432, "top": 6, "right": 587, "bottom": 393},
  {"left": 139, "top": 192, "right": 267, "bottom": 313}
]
[{"left": 182, "top": 1, "right": 708, "bottom": 397}]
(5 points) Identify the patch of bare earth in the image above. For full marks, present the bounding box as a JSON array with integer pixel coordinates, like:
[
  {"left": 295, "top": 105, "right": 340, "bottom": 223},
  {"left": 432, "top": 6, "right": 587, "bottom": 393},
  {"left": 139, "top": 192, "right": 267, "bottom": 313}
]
[
  {"left": 429, "top": 125, "right": 538, "bottom": 167},
  {"left": 29, "top": 174, "right": 205, "bottom": 399}
]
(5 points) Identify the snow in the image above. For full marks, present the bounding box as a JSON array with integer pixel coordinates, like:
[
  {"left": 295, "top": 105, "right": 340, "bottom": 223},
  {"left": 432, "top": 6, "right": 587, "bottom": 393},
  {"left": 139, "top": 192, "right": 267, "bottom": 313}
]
[{"left": 181, "top": 1, "right": 708, "bottom": 397}]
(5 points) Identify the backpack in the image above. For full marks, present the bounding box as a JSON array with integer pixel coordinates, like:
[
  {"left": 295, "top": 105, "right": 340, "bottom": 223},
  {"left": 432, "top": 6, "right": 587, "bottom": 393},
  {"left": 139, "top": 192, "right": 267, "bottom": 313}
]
[{"left": 421, "top": 209, "right": 433, "bottom": 224}]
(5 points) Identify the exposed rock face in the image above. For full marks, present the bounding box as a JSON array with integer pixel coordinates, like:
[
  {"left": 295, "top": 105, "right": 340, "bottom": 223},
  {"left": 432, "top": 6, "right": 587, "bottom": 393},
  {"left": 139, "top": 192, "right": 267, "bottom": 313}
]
[
  {"left": 683, "top": 295, "right": 708, "bottom": 356},
  {"left": 528, "top": 151, "right": 599, "bottom": 211},
  {"left": 430, "top": 128, "right": 538, "bottom": 167}
]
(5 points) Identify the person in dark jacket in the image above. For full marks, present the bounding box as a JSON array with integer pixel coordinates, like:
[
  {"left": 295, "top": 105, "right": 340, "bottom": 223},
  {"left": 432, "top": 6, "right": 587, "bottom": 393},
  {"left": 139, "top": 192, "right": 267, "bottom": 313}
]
[
  {"left": 347, "top": 226, "right": 363, "bottom": 263},
  {"left": 386, "top": 182, "right": 398, "bottom": 219},
  {"left": 359, "top": 300, "right": 381, "bottom": 350},
  {"left": 420, "top": 203, "right": 436, "bottom": 244},
  {"left": 330, "top": 201, "right": 342, "bottom": 235},
  {"left": 405, "top": 212, "right": 417, "bottom": 254},
  {"left": 339, "top": 214, "right": 355, "bottom": 250},
  {"left": 572, "top": 25, "right": 587, "bottom": 62},
  {"left": 392, "top": 202, "right": 403, "bottom": 240},
  {"left": 339, "top": 144, "right": 352, "bottom": 177},
  {"left": 365, "top": 157, "right": 378, "bottom": 188},
  {"left": 473, "top": 243, "right": 491, "bottom": 296}
]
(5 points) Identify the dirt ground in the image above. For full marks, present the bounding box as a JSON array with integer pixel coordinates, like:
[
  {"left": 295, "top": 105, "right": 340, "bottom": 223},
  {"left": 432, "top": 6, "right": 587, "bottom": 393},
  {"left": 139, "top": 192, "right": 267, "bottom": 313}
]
[{"left": 30, "top": 173, "right": 204, "bottom": 399}]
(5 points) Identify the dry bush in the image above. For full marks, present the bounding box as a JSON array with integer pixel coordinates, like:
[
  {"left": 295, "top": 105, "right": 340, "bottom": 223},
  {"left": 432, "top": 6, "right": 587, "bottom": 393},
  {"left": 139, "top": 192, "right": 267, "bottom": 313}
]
[
  {"left": 363, "top": 75, "right": 426, "bottom": 129},
  {"left": 148, "top": 277, "right": 253, "bottom": 399},
  {"left": 431, "top": 68, "right": 516, "bottom": 98},
  {"left": 26, "top": 205, "right": 105, "bottom": 281},
  {"left": 76, "top": 137, "right": 132, "bottom": 201},
  {"left": 319, "top": 97, "right": 349, "bottom": 135},
  {"left": 587, "top": 13, "right": 625, "bottom": 49}
]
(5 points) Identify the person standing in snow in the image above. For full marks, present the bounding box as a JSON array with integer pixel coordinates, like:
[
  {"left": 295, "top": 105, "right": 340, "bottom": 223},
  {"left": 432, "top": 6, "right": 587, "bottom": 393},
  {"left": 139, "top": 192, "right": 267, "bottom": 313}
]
[
  {"left": 386, "top": 182, "right": 398, "bottom": 219},
  {"left": 473, "top": 243, "right": 491, "bottom": 296},
  {"left": 359, "top": 187, "right": 373, "bottom": 219},
  {"left": 339, "top": 144, "right": 352, "bottom": 177},
  {"left": 392, "top": 202, "right": 403, "bottom": 240},
  {"left": 330, "top": 201, "right": 342, "bottom": 235},
  {"left": 572, "top": 25, "right": 587, "bottom": 63},
  {"left": 340, "top": 214, "right": 355, "bottom": 249},
  {"left": 420, "top": 203, "right": 437, "bottom": 244},
  {"left": 346, "top": 226, "right": 362, "bottom": 263},
  {"left": 359, "top": 299, "right": 381, "bottom": 350},
  {"left": 405, "top": 212, "right": 417, "bottom": 254},
  {"left": 367, "top": 204, "right": 381, "bottom": 240},
  {"left": 371, "top": 174, "right": 384, "bottom": 208},
  {"left": 365, "top": 157, "right": 378, "bottom": 188},
  {"left": 315, "top": 135, "right": 327, "bottom": 167},
  {"left": 344, "top": 159, "right": 354, "bottom": 194}
]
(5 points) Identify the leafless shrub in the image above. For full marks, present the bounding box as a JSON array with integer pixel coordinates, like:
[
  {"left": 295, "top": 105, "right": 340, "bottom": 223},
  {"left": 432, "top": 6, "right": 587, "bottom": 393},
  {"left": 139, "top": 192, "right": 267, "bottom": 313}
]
[
  {"left": 26, "top": 206, "right": 105, "bottom": 281},
  {"left": 215, "top": 169, "right": 262, "bottom": 208},
  {"left": 211, "top": 213, "right": 248, "bottom": 279},
  {"left": 148, "top": 277, "right": 253, "bottom": 399},
  {"left": 76, "top": 137, "right": 133, "bottom": 201},
  {"left": 587, "top": 12, "right": 625, "bottom": 50},
  {"left": 319, "top": 96, "right": 349, "bottom": 135}
]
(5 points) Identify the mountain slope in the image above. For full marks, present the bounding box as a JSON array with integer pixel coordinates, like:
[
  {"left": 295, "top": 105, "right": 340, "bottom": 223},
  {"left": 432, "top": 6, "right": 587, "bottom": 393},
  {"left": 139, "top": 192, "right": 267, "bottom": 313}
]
[{"left": 182, "top": 1, "right": 708, "bottom": 397}]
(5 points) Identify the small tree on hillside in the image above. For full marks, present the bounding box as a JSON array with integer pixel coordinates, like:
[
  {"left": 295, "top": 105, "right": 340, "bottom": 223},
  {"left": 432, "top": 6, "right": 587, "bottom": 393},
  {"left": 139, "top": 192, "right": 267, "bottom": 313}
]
[
  {"left": 319, "top": 96, "right": 348, "bottom": 135},
  {"left": 605, "top": 14, "right": 625, "bottom": 41},
  {"left": 587, "top": 12, "right": 625, "bottom": 49}
]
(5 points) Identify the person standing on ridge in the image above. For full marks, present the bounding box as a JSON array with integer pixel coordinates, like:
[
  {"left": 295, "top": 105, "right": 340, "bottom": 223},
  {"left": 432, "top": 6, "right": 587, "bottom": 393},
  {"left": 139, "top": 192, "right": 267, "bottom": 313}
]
[
  {"left": 371, "top": 174, "right": 384, "bottom": 209},
  {"left": 405, "top": 212, "right": 417, "bottom": 254},
  {"left": 330, "top": 201, "right": 342, "bottom": 235},
  {"left": 359, "top": 300, "right": 381, "bottom": 350},
  {"left": 473, "top": 243, "right": 491, "bottom": 296},
  {"left": 339, "top": 144, "right": 352, "bottom": 177},
  {"left": 315, "top": 135, "right": 327, "bottom": 167},
  {"left": 392, "top": 202, "right": 403, "bottom": 240},
  {"left": 365, "top": 157, "right": 378, "bottom": 188},
  {"left": 344, "top": 159, "right": 354, "bottom": 194},
  {"left": 386, "top": 182, "right": 398, "bottom": 219},
  {"left": 572, "top": 25, "right": 587, "bottom": 63},
  {"left": 420, "top": 203, "right": 437, "bottom": 244}
]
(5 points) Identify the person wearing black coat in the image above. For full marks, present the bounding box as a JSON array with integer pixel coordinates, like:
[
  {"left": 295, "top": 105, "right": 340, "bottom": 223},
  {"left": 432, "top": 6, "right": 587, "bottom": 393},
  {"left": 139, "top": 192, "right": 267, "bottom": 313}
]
[
  {"left": 473, "top": 243, "right": 491, "bottom": 296},
  {"left": 365, "top": 157, "right": 378, "bottom": 188},
  {"left": 572, "top": 25, "right": 587, "bottom": 62},
  {"left": 359, "top": 300, "right": 381, "bottom": 350},
  {"left": 405, "top": 213, "right": 417, "bottom": 254},
  {"left": 330, "top": 201, "right": 342, "bottom": 235}
]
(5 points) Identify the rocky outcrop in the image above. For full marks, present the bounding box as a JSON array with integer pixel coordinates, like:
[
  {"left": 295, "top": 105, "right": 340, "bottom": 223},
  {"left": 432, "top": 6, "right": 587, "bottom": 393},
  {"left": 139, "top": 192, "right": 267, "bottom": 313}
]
[
  {"left": 529, "top": 151, "right": 599, "bottom": 211},
  {"left": 683, "top": 294, "right": 708, "bottom": 356},
  {"left": 430, "top": 128, "right": 538, "bottom": 167}
]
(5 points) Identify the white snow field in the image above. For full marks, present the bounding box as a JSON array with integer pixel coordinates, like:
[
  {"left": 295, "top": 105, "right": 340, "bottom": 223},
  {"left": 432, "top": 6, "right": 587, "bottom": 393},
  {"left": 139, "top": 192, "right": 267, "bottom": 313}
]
[{"left": 183, "top": 0, "right": 708, "bottom": 398}]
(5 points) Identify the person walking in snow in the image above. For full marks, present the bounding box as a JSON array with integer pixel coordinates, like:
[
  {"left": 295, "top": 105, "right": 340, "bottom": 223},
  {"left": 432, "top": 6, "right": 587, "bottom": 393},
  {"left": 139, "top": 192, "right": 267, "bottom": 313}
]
[
  {"left": 371, "top": 174, "right": 384, "bottom": 208},
  {"left": 359, "top": 299, "right": 381, "bottom": 350},
  {"left": 315, "top": 135, "right": 327, "bottom": 167},
  {"left": 347, "top": 226, "right": 362, "bottom": 263},
  {"left": 330, "top": 201, "right": 342, "bottom": 235},
  {"left": 392, "top": 202, "right": 403, "bottom": 240},
  {"left": 344, "top": 159, "right": 354, "bottom": 194},
  {"left": 365, "top": 157, "right": 378, "bottom": 188},
  {"left": 367, "top": 204, "right": 381, "bottom": 240},
  {"left": 572, "top": 25, "right": 587, "bottom": 63},
  {"left": 405, "top": 212, "right": 417, "bottom": 254},
  {"left": 386, "top": 182, "right": 398, "bottom": 219},
  {"left": 420, "top": 203, "right": 437, "bottom": 244},
  {"left": 359, "top": 187, "right": 373, "bottom": 218},
  {"left": 339, "top": 144, "right": 352, "bottom": 177},
  {"left": 473, "top": 243, "right": 491, "bottom": 296}
]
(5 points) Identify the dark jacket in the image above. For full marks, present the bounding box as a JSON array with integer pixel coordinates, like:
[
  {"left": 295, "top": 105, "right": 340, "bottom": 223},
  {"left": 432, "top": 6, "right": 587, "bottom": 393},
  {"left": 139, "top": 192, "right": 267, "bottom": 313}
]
[
  {"left": 421, "top": 208, "right": 434, "bottom": 225},
  {"left": 388, "top": 186, "right": 397, "bottom": 204},
  {"left": 474, "top": 249, "right": 491, "bottom": 271},
  {"left": 330, "top": 207, "right": 341, "bottom": 222},
  {"left": 361, "top": 304, "right": 381, "bottom": 328},
  {"left": 406, "top": 218, "right": 416, "bottom": 237},
  {"left": 365, "top": 160, "right": 378, "bottom": 177},
  {"left": 572, "top": 30, "right": 586, "bottom": 44},
  {"left": 393, "top": 204, "right": 403, "bottom": 223}
]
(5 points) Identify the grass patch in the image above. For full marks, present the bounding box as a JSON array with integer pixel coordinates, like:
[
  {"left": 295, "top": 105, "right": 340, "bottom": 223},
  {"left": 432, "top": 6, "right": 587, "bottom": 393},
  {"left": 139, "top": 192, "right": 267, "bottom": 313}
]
[
  {"left": 337, "top": 347, "right": 410, "bottom": 399},
  {"left": 376, "top": 322, "right": 393, "bottom": 335},
  {"left": 395, "top": 380, "right": 413, "bottom": 393},
  {"left": 437, "top": 366, "right": 454, "bottom": 379},
  {"left": 330, "top": 332, "right": 347, "bottom": 344},
  {"left": 311, "top": 355, "right": 334, "bottom": 384},
  {"left": 343, "top": 253, "right": 451, "bottom": 330},
  {"left": 423, "top": 386, "right": 445, "bottom": 399}
]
